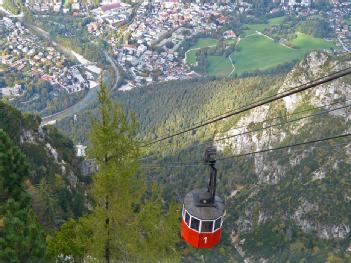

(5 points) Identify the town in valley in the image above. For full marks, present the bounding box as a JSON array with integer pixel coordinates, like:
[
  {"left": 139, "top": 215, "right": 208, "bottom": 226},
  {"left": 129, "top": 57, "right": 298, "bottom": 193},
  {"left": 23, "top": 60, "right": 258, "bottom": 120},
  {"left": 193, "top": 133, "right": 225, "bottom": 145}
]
[{"left": 0, "top": 0, "right": 350, "bottom": 101}]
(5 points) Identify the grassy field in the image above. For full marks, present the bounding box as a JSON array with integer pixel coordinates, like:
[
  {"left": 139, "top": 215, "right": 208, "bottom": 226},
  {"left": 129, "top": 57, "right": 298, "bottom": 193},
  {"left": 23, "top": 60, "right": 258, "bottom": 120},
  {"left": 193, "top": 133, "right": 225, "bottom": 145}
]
[
  {"left": 290, "top": 32, "right": 335, "bottom": 50},
  {"left": 186, "top": 50, "right": 198, "bottom": 65},
  {"left": 207, "top": 56, "right": 233, "bottom": 77},
  {"left": 191, "top": 38, "right": 219, "bottom": 49},
  {"left": 224, "top": 38, "right": 237, "bottom": 45},
  {"left": 243, "top": 17, "right": 285, "bottom": 35},
  {"left": 185, "top": 38, "right": 219, "bottom": 65},
  {"left": 183, "top": 25, "right": 336, "bottom": 77},
  {"left": 231, "top": 32, "right": 336, "bottom": 75},
  {"left": 0, "top": 63, "right": 8, "bottom": 72},
  {"left": 232, "top": 34, "right": 299, "bottom": 75}
]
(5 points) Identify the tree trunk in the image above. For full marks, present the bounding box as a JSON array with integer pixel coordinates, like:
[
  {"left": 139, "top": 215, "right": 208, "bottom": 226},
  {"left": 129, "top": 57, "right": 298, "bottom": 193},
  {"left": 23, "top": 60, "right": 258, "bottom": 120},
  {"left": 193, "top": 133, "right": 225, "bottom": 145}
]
[{"left": 105, "top": 195, "right": 110, "bottom": 263}]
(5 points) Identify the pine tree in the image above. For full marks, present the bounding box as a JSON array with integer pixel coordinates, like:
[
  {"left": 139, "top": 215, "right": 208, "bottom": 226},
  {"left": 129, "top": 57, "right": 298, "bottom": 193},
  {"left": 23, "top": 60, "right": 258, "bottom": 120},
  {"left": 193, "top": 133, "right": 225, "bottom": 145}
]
[
  {"left": 47, "top": 219, "right": 86, "bottom": 263},
  {"left": 84, "top": 83, "right": 180, "bottom": 262},
  {"left": 0, "top": 129, "right": 46, "bottom": 263}
]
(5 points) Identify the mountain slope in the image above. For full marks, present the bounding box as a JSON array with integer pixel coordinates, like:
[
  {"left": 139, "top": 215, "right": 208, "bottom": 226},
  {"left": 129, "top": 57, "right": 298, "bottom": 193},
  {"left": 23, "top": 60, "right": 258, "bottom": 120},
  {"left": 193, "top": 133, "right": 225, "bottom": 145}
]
[
  {"left": 215, "top": 51, "right": 351, "bottom": 261},
  {"left": 55, "top": 51, "right": 351, "bottom": 261},
  {"left": 0, "top": 101, "right": 87, "bottom": 227}
]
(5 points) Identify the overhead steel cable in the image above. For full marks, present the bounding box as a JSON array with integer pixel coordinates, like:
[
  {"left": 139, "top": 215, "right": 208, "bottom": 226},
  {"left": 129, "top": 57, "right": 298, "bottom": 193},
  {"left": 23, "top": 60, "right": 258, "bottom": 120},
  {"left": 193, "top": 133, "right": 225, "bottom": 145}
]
[
  {"left": 217, "top": 133, "right": 351, "bottom": 161},
  {"left": 141, "top": 133, "right": 351, "bottom": 168},
  {"left": 139, "top": 98, "right": 349, "bottom": 161},
  {"left": 212, "top": 98, "right": 349, "bottom": 139},
  {"left": 173, "top": 101, "right": 351, "bottom": 148},
  {"left": 167, "top": 74, "right": 327, "bottom": 134},
  {"left": 139, "top": 100, "right": 351, "bottom": 161},
  {"left": 212, "top": 103, "right": 351, "bottom": 144},
  {"left": 141, "top": 67, "right": 351, "bottom": 147},
  {"left": 170, "top": 73, "right": 339, "bottom": 133},
  {"left": 141, "top": 141, "right": 351, "bottom": 168}
]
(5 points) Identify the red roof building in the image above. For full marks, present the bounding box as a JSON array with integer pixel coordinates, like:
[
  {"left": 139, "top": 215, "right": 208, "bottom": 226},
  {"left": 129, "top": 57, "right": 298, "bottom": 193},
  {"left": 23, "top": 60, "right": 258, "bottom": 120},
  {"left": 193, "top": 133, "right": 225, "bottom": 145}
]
[{"left": 101, "top": 2, "right": 121, "bottom": 12}]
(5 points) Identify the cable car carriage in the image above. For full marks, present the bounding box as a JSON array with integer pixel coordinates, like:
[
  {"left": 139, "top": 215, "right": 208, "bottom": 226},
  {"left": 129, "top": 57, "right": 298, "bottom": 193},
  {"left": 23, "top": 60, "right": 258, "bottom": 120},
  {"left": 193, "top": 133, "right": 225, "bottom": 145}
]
[{"left": 181, "top": 147, "right": 225, "bottom": 249}]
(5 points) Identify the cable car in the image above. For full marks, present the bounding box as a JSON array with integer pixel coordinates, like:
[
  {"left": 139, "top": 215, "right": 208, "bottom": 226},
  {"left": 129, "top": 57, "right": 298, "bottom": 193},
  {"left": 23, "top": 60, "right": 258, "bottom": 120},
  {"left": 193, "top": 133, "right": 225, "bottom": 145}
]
[{"left": 181, "top": 147, "right": 225, "bottom": 249}]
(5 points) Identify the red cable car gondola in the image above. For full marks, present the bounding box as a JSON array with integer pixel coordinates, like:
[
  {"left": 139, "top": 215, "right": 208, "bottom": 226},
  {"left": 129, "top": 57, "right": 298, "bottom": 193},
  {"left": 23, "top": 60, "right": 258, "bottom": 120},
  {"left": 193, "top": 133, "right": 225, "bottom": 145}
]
[{"left": 181, "top": 147, "right": 225, "bottom": 249}]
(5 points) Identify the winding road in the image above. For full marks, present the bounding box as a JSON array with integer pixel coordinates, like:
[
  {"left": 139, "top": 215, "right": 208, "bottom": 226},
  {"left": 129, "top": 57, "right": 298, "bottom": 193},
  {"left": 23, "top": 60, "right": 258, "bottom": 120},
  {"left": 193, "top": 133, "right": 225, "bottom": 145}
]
[
  {"left": 41, "top": 51, "right": 119, "bottom": 125},
  {"left": 104, "top": 50, "right": 120, "bottom": 91},
  {"left": 11, "top": 16, "right": 120, "bottom": 125}
]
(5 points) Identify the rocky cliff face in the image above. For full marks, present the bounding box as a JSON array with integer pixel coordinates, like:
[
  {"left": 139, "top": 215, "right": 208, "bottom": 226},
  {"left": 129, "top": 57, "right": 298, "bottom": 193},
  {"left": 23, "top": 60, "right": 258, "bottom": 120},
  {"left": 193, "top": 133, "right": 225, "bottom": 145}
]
[
  {"left": 216, "top": 52, "right": 351, "bottom": 156},
  {"left": 214, "top": 52, "right": 351, "bottom": 260},
  {"left": 0, "top": 101, "right": 87, "bottom": 227}
]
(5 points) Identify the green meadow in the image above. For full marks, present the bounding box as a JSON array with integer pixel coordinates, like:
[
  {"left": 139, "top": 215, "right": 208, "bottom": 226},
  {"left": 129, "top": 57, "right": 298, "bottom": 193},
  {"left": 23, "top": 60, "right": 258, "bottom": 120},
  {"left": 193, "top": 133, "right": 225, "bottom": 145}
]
[
  {"left": 231, "top": 32, "right": 336, "bottom": 75},
  {"left": 290, "top": 32, "right": 335, "bottom": 50},
  {"left": 232, "top": 35, "right": 299, "bottom": 75},
  {"left": 207, "top": 56, "right": 233, "bottom": 77},
  {"left": 243, "top": 17, "right": 285, "bottom": 36},
  {"left": 191, "top": 38, "right": 219, "bottom": 49},
  {"left": 183, "top": 27, "right": 336, "bottom": 77},
  {"left": 224, "top": 38, "right": 237, "bottom": 45},
  {"left": 185, "top": 38, "right": 219, "bottom": 65},
  {"left": 186, "top": 50, "right": 197, "bottom": 65}
]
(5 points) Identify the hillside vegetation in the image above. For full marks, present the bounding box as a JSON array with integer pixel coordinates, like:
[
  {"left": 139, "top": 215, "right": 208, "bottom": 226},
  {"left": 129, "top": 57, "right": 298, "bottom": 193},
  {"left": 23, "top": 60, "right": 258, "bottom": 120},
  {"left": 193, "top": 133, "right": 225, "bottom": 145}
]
[
  {"left": 56, "top": 51, "right": 351, "bottom": 261},
  {"left": 0, "top": 129, "right": 46, "bottom": 262},
  {"left": 0, "top": 101, "right": 87, "bottom": 227}
]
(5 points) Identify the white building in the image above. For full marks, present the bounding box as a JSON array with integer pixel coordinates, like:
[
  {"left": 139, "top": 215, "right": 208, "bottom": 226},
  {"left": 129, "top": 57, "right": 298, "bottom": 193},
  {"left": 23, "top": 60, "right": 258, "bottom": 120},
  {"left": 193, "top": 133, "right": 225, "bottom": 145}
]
[
  {"left": 0, "top": 84, "right": 22, "bottom": 97},
  {"left": 75, "top": 145, "right": 87, "bottom": 157},
  {"left": 94, "top": 2, "right": 131, "bottom": 16},
  {"left": 72, "top": 2, "right": 80, "bottom": 10},
  {"left": 287, "top": 0, "right": 311, "bottom": 7}
]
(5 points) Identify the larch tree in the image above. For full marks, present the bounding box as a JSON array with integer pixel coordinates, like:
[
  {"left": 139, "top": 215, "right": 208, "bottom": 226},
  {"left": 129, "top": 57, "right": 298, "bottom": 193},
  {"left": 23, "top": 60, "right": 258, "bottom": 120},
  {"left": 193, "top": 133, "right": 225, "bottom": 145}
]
[{"left": 84, "top": 83, "right": 180, "bottom": 262}]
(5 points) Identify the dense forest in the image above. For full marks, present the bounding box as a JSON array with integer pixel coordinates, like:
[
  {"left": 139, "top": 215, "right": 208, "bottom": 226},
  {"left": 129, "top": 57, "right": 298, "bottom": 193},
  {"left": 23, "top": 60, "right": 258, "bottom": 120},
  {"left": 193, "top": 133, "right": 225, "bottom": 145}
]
[
  {"left": 0, "top": 129, "right": 46, "bottom": 262},
  {"left": 0, "top": 100, "right": 88, "bottom": 262},
  {"left": 57, "top": 75, "right": 283, "bottom": 144}
]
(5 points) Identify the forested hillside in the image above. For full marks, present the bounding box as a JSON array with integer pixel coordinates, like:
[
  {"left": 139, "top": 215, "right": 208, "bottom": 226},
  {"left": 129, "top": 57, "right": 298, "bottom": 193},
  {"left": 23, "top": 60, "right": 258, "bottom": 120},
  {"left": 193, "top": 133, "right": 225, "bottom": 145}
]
[
  {"left": 0, "top": 129, "right": 46, "bottom": 262},
  {"left": 0, "top": 101, "right": 87, "bottom": 228},
  {"left": 58, "top": 75, "right": 284, "bottom": 145},
  {"left": 56, "top": 51, "right": 351, "bottom": 261},
  {"left": 1, "top": 86, "right": 180, "bottom": 262}
]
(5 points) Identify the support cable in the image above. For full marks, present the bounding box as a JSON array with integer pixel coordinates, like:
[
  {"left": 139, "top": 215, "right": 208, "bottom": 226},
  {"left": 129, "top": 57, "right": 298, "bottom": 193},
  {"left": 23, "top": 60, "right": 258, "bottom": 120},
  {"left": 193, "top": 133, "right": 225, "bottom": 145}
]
[
  {"left": 141, "top": 133, "right": 351, "bottom": 168},
  {"left": 139, "top": 100, "right": 350, "bottom": 160},
  {"left": 141, "top": 67, "right": 351, "bottom": 147}
]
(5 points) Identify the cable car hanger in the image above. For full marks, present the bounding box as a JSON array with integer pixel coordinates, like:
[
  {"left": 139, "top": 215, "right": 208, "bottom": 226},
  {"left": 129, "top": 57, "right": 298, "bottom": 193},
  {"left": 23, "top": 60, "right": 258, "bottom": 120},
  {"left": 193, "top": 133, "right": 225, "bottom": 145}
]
[{"left": 181, "top": 147, "right": 225, "bottom": 249}]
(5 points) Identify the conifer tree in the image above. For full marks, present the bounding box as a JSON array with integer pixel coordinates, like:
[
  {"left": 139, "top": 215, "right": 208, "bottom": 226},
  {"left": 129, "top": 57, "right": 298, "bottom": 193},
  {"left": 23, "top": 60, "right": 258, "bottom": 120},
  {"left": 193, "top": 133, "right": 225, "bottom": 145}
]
[
  {"left": 47, "top": 219, "right": 86, "bottom": 262},
  {"left": 84, "top": 83, "right": 180, "bottom": 262},
  {"left": 0, "top": 129, "right": 46, "bottom": 263}
]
